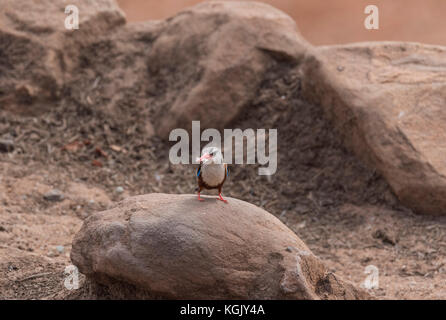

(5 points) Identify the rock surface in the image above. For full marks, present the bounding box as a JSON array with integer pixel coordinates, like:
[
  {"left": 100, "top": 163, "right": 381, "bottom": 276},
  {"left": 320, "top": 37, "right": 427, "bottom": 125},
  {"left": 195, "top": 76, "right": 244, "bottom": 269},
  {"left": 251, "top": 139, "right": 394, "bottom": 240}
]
[
  {"left": 71, "top": 193, "right": 368, "bottom": 299},
  {"left": 302, "top": 42, "right": 446, "bottom": 215}
]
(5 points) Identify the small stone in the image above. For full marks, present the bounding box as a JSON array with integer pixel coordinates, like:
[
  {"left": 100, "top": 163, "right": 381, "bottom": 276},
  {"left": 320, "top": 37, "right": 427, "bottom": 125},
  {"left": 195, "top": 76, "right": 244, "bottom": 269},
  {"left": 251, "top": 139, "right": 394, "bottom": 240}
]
[
  {"left": 115, "top": 186, "right": 124, "bottom": 194},
  {"left": 56, "top": 245, "right": 64, "bottom": 253},
  {"left": 319, "top": 199, "right": 334, "bottom": 207},
  {"left": 372, "top": 229, "right": 397, "bottom": 246},
  {"left": 295, "top": 221, "right": 306, "bottom": 229},
  {"left": 29, "top": 132, "right": 40, "bottom": 140},
  {"left": 43, "top": 189, "right": 64, "bottom": 202},
  {"left": 8, "top": 264, "right": 18, "bottom": 272},
  {"left": 88, "top": 199, "right": 95, "bottom": 205},
  {"left": 0, "top": 139, "right": 14, "bottom": 153},
  {"left": 361, "top": 257, "right": 372, "bottom": 264}
]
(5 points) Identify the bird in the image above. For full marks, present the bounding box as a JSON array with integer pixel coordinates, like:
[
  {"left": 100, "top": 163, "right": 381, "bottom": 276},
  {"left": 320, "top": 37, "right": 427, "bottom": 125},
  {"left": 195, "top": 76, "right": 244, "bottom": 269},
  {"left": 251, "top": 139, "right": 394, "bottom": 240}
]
[{"left": 196, "top": 146, "right": 229, "bottom": 203}]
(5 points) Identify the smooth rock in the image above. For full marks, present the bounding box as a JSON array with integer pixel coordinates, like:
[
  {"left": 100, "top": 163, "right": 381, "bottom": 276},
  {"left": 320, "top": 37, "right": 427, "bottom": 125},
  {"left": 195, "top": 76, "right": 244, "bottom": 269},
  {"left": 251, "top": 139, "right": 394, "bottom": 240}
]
[
  {"left": 43, "top": 189, "right": 64, "bottom": 202},
  {"left": 303, "top": 42, "right": 446, "bottom": 215},
  {"left": 71, "top": 193, "right": 368, "bottom": 299}
]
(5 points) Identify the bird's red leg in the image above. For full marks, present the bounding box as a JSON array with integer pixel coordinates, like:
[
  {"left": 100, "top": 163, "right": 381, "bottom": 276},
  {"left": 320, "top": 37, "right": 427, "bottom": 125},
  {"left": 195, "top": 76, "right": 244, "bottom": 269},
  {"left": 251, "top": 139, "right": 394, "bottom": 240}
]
[
  {"left": 197, "top": 192, "right": 205, "bottom": 202},
  {"left": 218, "top": 192, "right": 228, "bottom": 203}
]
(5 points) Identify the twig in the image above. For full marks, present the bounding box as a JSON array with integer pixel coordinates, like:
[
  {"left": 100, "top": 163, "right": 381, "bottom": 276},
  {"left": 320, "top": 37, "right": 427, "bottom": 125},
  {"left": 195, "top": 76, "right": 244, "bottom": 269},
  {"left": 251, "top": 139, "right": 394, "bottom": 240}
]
[{"left": 16, "top": 272, "right": 52, "bottom": 282}]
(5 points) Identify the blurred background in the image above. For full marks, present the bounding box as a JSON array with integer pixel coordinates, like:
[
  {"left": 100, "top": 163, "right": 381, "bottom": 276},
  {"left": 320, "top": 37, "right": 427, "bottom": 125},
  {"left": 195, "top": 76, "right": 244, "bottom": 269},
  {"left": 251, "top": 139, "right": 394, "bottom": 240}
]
[{"left": 117, "top": 0, "right": 446, "bottom": 45}]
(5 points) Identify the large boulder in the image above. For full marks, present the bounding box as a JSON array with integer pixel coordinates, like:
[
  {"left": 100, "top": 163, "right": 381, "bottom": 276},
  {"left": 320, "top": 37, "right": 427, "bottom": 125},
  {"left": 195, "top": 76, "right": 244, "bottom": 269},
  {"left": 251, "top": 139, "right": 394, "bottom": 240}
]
[
  {"left": 146, "top": 1, "right": 309, "bottom": 138},
  {"left": 71, "top": 193, "right": 368, "bottom": 299},
  {"left": 302, "top": 42, "right": 446, "bottom": 215},
  {"left": 0, "top": 0, "right": 125, "bottom": 114}
]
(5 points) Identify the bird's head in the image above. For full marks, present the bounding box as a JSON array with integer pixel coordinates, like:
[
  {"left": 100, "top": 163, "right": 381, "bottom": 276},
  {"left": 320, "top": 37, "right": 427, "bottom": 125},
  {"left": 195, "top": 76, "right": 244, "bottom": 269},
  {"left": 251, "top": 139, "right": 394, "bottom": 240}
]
[{"left": 197, "top": 146, "right": 223, "bottom": 165}]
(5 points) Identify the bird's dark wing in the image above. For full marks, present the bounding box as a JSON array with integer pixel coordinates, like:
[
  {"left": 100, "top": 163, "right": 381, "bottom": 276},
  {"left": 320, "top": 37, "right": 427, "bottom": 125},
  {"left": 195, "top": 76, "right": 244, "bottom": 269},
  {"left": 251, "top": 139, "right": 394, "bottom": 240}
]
[
  {"left": 197, "top": 164, "right": 202, "bottom": 177},
  {"left": 225, "top": 164, "right": 229, "bottom": 178}
]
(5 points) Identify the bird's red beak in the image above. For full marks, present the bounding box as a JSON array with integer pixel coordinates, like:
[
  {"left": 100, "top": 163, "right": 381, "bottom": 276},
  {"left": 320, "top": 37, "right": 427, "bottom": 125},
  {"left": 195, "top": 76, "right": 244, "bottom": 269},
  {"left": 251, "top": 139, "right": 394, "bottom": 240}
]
[{"left": 198, "top": 153, "right": 211, "bottom": 162}]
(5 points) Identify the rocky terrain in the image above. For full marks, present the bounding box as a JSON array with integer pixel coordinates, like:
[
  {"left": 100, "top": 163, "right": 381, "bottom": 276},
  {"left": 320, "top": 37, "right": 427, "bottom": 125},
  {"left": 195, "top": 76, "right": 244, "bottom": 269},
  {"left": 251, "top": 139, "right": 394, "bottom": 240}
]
[{"left": 0, "top": 0, "right": 445, "bottom": 299}]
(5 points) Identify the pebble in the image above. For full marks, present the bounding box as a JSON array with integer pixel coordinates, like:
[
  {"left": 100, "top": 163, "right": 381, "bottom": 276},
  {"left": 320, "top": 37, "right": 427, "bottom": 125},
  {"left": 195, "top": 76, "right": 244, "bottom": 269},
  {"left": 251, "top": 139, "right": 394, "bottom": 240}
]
[
  {"left": 56, "top": 245, "right": 64, "bottom": 254},
  {"left": 373, "top": 229, "right": 397, "bottom": 246},
  {"left": 8, "top": 264, "right": 18, "bottom": 272},
  {"left": 115, "top": 186, "right": 124, "bottom": 194},
  {"left": 43, "top": 189, "right": 64, "bottom": 202},
  {"left": 319, "top": 199, "right": 334, "bottom": 207},
  {"left": 0, "top": 139, "right": 14, "bottom": 153}
]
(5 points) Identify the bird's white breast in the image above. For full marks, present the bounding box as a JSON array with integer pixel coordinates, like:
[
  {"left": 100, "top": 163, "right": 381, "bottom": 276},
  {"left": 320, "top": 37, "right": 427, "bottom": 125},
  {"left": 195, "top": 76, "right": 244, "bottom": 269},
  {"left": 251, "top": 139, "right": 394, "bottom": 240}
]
[{"left": 201, "top": 164, "right": 225, "bottom": 187}]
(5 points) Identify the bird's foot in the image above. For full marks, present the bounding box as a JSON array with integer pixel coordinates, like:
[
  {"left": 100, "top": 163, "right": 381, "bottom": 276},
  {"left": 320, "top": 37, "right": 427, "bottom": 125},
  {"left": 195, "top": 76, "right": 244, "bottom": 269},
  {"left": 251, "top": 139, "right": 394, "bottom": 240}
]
[
  {"left": 218, "top": 194, "right": 228, "bottom": 203},
  {"left": 197, "top": 193, "right": 205, "bottom": 202}
]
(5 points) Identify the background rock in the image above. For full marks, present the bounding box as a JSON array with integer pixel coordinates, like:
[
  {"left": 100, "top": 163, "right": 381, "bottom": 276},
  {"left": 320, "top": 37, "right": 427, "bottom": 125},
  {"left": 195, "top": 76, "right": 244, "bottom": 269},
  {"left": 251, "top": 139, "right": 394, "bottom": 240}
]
[
  {"left": 147, "top": 0, "right": 309, "bottom": 137},
  {"left": 302, "top": 42, "right": 446, "bottom": 215},
  {"left": 71, "top": 193, "right": 368, "bottom": 299},
  {"left": 0, "top": 0, "right": 125, "bottom": 115}
]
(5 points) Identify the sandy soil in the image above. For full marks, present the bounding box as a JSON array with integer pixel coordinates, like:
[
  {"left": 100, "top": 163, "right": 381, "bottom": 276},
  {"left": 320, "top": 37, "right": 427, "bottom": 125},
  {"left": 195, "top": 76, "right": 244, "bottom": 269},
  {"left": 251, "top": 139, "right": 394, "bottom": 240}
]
[
  {"left": 1, "top": 63, "right": 445, "bottom": 299},
  {"left": 117, "top": 0, "right": 446, "bottom": 46}
]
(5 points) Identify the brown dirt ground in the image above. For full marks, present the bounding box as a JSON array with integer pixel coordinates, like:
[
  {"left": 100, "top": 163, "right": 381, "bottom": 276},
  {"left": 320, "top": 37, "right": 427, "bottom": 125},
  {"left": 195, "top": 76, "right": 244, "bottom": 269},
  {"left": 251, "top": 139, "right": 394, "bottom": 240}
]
[{"left": 1, "top": 59, "right": 445, "bottom": 299}]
